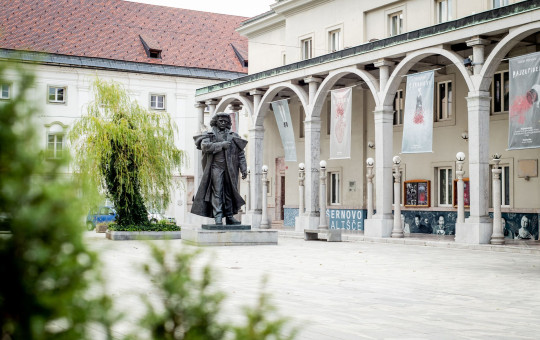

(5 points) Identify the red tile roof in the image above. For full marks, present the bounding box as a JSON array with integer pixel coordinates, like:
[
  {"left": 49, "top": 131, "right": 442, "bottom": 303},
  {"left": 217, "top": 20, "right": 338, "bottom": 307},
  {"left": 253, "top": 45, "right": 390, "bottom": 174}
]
[{"left": 0, "top": 0, "right": 248, "bottom": 73}]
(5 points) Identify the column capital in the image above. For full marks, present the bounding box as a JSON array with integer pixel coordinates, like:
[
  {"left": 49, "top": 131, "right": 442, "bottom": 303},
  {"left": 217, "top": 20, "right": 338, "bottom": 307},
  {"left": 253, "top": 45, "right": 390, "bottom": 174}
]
[
  {"left": 228, "top": 103, "right": 242, "bottom": 111},
  {"left": 194, "top": 102, "right": 206, "bottom": 109},
  {"left": 466, "top": 36, "right": 490, "bottom": 47},
  {"left": 373, "top": 59, "right": 395, "bottom": 68},
  {"left": 248, "top": 126, "right": 265, "bottom": 135},
  {"left": 249, "top": 89, "right": 265, "bottom": 96},
  {"left": 304, "top": 118, "right": 321, "bottom": 131},
  {"left": 205, "top": 99, "right": 219, "bottom": 106},
  {"left": 303, "top": 76, "right": 323, "bottom": 84}
]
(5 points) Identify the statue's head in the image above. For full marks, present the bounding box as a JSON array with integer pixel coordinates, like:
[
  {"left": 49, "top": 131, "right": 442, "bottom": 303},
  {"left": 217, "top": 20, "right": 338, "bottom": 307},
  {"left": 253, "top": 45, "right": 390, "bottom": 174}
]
[{"left": 210, "top": 113, "right": 232, "bottom": 130}]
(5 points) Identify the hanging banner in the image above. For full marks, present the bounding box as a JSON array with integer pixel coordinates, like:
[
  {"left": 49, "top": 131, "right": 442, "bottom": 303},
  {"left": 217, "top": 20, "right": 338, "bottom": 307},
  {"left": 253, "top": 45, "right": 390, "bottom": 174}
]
[
  {"left": 330, "top": 87, "right": 352, "bottom": 159},
  {"left": 229, "top": 111, "right": 239, "bottom": 133},
  {"left": 508, "top": 51, "right": 540, "bottom": 150},
  {"left": 271, "top": 99, "right": 297, "bottom": 162},
  {"left": 402, "top": 71, "right": 434, "bottom": 153}
]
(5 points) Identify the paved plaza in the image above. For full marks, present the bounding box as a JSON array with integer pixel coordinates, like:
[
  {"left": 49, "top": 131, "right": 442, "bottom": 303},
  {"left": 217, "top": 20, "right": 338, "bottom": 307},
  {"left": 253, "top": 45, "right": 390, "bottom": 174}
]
[{"left": 87, "top": 232, "right": 540, "bottom": 339}]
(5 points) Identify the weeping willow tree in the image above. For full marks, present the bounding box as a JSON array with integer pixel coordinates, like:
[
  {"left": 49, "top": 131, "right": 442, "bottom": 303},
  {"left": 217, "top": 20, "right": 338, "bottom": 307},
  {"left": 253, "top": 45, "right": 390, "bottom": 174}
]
[{"left": 70, "top": 79, "right": 184, "bottom": 226}]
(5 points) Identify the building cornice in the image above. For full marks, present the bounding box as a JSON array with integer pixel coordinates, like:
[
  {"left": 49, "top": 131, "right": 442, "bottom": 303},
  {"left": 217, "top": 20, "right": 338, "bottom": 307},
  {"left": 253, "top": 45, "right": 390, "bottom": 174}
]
[
  {"left": 197, "top": 1, "right": 540, "bottom": 97},
  {"left": 0, "top": 49, "right": 246, "bottom": 81}
]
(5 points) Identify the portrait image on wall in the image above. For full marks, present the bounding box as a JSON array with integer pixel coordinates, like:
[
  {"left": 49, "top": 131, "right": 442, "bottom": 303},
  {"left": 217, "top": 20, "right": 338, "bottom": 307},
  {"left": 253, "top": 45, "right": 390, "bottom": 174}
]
[{"left": 508, "top": 51, "right": 540, "bottom": 150}]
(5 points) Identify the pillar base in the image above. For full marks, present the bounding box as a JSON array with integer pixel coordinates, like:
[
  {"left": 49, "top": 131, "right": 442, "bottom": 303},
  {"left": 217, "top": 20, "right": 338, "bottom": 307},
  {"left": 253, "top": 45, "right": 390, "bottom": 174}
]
[
  {"left": 455, "top": 219, "right": 493, "bottom": 244},
  {"left": 242, "top": 212, "right": 262, "bottom": 229},
  {"left": 364, "top": 217, "right": 393, "bottom": 238},
  {"left": 490, "top": 235, "right": 505, "bottom": 245},
  {"left": 295, "top": 215, "right": 320, "bottom": 232}
]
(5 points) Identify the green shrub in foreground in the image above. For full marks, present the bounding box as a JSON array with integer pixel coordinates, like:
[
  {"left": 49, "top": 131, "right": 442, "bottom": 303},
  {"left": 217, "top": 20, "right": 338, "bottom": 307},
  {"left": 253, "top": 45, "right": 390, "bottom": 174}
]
[{"left": 107, "top": 223, "right": 181, "bottom": 232}]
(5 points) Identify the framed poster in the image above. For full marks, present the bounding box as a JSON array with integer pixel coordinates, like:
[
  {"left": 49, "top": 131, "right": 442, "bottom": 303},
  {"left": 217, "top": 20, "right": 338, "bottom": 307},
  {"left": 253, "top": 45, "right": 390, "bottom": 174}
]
[
  {"left": 453, "top": 178, "right": 470, "bottom": 207},
  {"left": 404, "top": 180, "right": 430, "bottom": 207}
]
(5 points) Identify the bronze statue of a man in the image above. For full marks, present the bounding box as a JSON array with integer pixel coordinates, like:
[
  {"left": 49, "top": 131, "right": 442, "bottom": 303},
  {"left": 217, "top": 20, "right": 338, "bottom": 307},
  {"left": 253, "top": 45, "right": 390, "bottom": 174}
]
[{"left": 191, "top": 113, "right": 248, "bottom": 225}]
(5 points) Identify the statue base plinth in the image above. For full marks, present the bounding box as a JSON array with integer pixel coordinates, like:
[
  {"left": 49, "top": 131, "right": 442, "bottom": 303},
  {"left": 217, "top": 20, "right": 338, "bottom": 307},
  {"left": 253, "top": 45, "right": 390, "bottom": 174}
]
[
  {"left": 202, "top": 224, "right": 251, "bottom": 231},
  {"left": 181, "top": 225, "right": 277, "bottom": 246}
]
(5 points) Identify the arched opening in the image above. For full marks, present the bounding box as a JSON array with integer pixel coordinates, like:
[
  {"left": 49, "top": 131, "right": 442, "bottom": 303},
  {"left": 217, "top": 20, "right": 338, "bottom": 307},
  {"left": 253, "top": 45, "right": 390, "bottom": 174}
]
[
  {"left": 378, "top": 48, "right": 475, "bottom": 237},
  {"left": 253, "top": 83, "right": 308, "bottom": 225}
]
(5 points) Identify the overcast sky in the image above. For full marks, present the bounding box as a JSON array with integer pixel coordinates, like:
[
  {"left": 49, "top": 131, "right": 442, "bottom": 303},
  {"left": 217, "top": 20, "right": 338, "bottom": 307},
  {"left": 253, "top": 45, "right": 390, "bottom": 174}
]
[{"left": 126, "top": 0, "right": 276, "bottom": 17}]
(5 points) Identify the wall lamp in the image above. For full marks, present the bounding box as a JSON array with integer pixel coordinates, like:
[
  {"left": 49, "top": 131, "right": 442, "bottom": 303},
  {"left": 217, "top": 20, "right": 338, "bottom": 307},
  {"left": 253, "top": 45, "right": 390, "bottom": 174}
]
[
  {"left": 367, "top": 141, "right": 375, "bottom": 149},
  {"left": 461, "top": 131, "right": 469, "bottom": 141}
]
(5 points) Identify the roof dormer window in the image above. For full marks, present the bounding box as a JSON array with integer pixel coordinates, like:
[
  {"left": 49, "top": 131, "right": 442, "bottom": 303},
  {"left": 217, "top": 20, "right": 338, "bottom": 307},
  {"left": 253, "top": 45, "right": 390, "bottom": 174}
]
[
  {"left": 139, "top": 34, "right": 162, "bottom": 59},
  {"left": 149, "top": 49, "right": 161, "bottom": 59}
]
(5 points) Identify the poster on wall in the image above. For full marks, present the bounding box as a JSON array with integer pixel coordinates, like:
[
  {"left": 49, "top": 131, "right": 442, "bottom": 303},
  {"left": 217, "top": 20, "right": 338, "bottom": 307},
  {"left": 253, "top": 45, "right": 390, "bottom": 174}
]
[
  {"left": 401, "top": 71, "right": 434, "bottom": 153},
  {"left": 508, "top": 51, "right": 540, "bottom": 150},
  {"left": 329, "top": 87, "right": 352, "bottom": 159},
  {"left": 271, "top": 99, "right": 297, "bottom": 162}
]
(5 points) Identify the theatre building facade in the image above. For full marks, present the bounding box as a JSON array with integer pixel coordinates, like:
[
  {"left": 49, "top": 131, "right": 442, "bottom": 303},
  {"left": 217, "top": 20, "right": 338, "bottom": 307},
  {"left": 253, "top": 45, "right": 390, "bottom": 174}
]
[{"left": 194, "top": 0, "right": 540, "bottom": 244}]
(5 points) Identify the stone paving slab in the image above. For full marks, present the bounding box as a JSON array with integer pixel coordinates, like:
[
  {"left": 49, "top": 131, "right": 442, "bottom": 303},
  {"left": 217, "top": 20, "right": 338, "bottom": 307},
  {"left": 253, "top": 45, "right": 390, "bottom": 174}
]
[{"left": 86, "top": 231, "right": 540, "bottom": 339}]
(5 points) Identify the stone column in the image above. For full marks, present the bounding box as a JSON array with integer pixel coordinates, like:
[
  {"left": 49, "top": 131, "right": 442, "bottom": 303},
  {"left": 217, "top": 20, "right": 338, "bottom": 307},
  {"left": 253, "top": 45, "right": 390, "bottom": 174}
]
[
  {"left": 466, "top": 36, "right": 490, "bottom": 75},
  {"left": 294, "top": 76, "right": 322, "bottom": 232},
  {"left": 364, "top": 107, "right": 394, "bottom": 237},
  {"left": 250, "top": 89, "right": 265, "bottom": 115},
  {"left": 366, "top": 158, "right": 375, "bottom": 219},
  {"left": 319, "top": 160, "right": 328, "bottom": 229},
  {"left": 295, "top": 117, "right": 322, "bottom": 231},
  {"left": 246, "top": 168, "right": 251, "bottom": 212},
  {"left": 456, "top": 152, "right": 466, "bottom": 224},
  {"left": 241, "top": 126, "right": 264, "bottom": 228},
  {"left": 304, "top": 76, "right": 322, "bottom": 104},
  {"left": 298, "top": 163, "right": 305, "bottom": 215},
  {"left": 391, "top": 156, "right": 404, "bottom": 238},
  {"left": 260, "top": 165, "right": 270, "bottom": 229},
  {"left": 205, "top": 99, "right": 218, "bottom": 116},
  {"left": 455, "top": 91, "right": 492, "bottom": 244},
  {"left": 194, "top": 102, "right": 206, "bottom": 188},
  {"left": 491, "top": 155, "right": 504, "bottom": 245},
  {"left": 374, "top": 59, "right": 394, "bottom": 91}
]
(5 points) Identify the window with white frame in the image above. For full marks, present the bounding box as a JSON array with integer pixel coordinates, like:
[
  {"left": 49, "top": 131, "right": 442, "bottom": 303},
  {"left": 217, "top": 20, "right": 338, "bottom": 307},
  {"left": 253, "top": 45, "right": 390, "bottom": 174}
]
[
  {"left": 328, "top": 171, "right": 341, "bottom": 205},
  {"left": 47, "top": 134, "right": 64, "bottom": 159},
  {"left": 437, "top": 80, "right": 453, "bottom": 121},
  {"left": 393, "top": 89, "right": 404, "bottom": 125},
  {"left": 436, "top": 0, "right": 453, "bottom": 23},
  {"left": 301, "top": 38, "right": 313, "bottom": 60},
  {"left": 490, "top": 164, "right": 511, "bottom": 207},
  {"left": 1, "top": 83, "right": 10, "bottom": 100},
  {"left": 389, "top": 12, "right": 403, "bottom": 36},
  {"left": 48, "top": 85, "right": 66, "bottom": 103},
  {"left": 328, "top": 29, "right": 341, "bottom": 53},
  {"left": 491, "top": 70, "right": 509, "bottom": 114},
  {"left": 493, "top": 0, "right": 509, "bottom": 8},
  {"left": 45, "top": 122, "right": 67, "bottom": 159},
  {"left": 438, "top": 167, "right": 453, "bottom": 206},
  {"left": 299, "top": 107, "right": 305, "bottom": 138},
  {"left": 150, "top": 94, "right": 165, "bottom": 110}
]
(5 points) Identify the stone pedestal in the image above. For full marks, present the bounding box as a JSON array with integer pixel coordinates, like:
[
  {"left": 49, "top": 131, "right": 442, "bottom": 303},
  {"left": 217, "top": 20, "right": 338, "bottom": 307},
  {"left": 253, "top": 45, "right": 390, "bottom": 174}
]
[
  {"left": 304, "top": 228, "right": 342, "bottom": 242},
  {"left": 294, "top": 214, "right": 320, "bottom": 232},
  {"left": 242, "top": 212, "right": 262, "bottom": 228},
  {"left": 181, "top": 225, "right": 277, "bottom": 246},
  {"left": 364, "top": 217, "right": 393, "bottom": 238},
  {"left": 455, "top": 219, "right": 493, "bottom": 244}
]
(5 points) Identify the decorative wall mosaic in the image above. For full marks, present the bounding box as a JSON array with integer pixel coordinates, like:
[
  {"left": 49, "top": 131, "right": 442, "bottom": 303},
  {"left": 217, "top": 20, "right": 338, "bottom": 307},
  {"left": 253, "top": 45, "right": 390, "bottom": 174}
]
[{"left": 283, "top": 208, "right": 298, "bottom": 227}]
